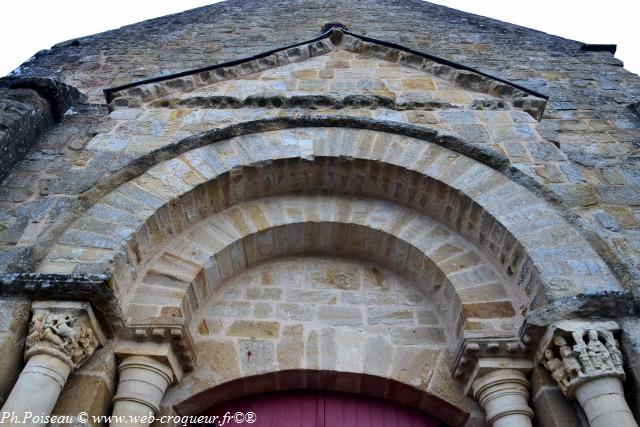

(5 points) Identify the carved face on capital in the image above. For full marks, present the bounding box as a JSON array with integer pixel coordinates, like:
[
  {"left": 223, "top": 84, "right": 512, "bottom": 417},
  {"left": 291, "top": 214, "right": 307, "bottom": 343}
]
[
  {"left": 553, "top": 336, "right": 568, "bottom": 347},
  {"left": 544, "top": 349, "right": 555, "bottom": 360},
  {"left": 588, "top": 330, "right": 599, "bottom": 342}
]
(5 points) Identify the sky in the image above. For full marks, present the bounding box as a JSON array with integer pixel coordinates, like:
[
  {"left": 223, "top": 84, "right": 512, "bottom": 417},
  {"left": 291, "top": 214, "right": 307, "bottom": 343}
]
[{"left": 0, "top": 0, "right": 638, "bottom": 77}]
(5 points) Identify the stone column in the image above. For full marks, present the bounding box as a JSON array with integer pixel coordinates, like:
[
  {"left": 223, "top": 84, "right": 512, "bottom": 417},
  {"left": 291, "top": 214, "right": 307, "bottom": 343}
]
[
  {"left": 472, "top": 368, "right": 533, "bottom": 427},
  {"left": 110, "top": 356, "right": 173, "bottom": 426},
  {"left": 453, "top": 338, "right": 534, "bottom": 427},
  {"left": 0, "top": 301, "right": 104, "bottom": 426},
  {"left": 110, "top": 338, "right": 186, "bottom": 427},
  {"left": 538, "top": 320, "right": 638, "bottom": 427}
]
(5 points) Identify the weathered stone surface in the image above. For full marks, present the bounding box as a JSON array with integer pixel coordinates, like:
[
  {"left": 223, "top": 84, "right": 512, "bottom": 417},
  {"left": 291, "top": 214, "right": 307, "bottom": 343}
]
[
  {"left": 0, "top": 87, "right": 52, "bottom": 183},
  {"left": 1, "top": 0, "right": 640, "bottom": 422},
  {"left": 227, "top": 320, "right": 280, "bottom": 339},
  {"left": 51, "top": 348, "right": 117, "bottom": 427},
  {"left": 277, "top": 324, "right": 304, "bottom": 369},
  {"left": 317, "top": 306, "right": 364, "bottom": 326},
  {"left": 0, "top": 297, "right": 30, "bottom": 405},
  {"left": 530, "top": 367, "right": 583, "bottom": 427},
  {"left": 619, "top": 317, "right": 640, "bottom": 421},
  {"left": 237, "top": 339, "right": 277, "bottom": 376}
]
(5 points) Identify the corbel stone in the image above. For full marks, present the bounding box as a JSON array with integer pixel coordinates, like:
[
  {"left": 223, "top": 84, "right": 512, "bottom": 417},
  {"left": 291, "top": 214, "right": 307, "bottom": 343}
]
[{"left": 120, "top": 324, "right": 196, "bottom": 377}]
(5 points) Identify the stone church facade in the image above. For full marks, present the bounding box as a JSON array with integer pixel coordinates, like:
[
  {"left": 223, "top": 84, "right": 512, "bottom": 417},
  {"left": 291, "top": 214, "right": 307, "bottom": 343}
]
[{"left": 0, "top": 1, "right": 639, "bottom": 426}]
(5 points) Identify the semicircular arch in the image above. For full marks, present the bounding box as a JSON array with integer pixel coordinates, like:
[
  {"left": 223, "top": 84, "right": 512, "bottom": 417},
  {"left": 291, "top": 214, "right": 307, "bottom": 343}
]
[
  {"left": 128, "top": 194, "right": 518, "bottom": 345},
  {"left": 40, "top": 127, "right": 622, "bottom": 327}
]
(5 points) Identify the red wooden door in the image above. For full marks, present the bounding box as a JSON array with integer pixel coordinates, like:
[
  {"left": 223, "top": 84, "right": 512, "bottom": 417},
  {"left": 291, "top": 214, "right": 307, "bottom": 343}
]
[{"left": 196, "top": 390, "right": 443, "bottom": 427}]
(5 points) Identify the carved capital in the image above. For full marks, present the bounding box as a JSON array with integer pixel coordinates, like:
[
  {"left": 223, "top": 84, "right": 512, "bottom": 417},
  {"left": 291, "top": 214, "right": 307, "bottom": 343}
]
[
  {"left": 114, "top": 324, "right": 197, "bottom": 382},
  {"left": 25, "top": 301, "right": 105, "bottom": 370},
  {"left": 452, "top": 337, "right": 532, "bottom": 394},
  {"left": 536, "top": 320, "right": 625, "bottom": 398}
]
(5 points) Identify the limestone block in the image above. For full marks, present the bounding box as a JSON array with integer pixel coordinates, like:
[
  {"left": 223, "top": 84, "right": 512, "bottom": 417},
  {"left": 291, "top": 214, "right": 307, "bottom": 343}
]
[
  {"left": 316, "top": 306, "right": 363, "bottom": 326},
  {"left": 364, "top": 335, "right": 394, "bottom": 377},
  {"left": 51, "top": 349, "right": 117, "bottom": 427},
  {"left": 367, "top": 306, "right": 415, "bottom": 325},
  {"left": 0, "top": 297, "right": 30, "bottom": 405},
  {"left": 529, "top": 367, "right": 582, "bottom": 427},
  {"left": 277, "top": 324, "right": 304, "bottom": 370},
  {"left": 391, "top": 347, "right": 440, "bottom": 389},
  {"left": 227, "top": 320, "right": 280, "bottom": 339},
  {"left": 620, "top": 317, "right": 640, "bottom": 419},
  {"left": 237, "top": 339, "right": 276, "bottom": 376}
]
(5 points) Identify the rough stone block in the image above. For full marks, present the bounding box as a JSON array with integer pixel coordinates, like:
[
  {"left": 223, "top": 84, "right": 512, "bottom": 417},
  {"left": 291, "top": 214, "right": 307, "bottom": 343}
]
[
  {"left": 0, "top": 297, "right": 30, "bottom": 405},
  {"left": 227, "top": 320, "right": 280, "bottom": 339},
  {"left": 317, "top": 306, "right": 364, "bottom": 326}
]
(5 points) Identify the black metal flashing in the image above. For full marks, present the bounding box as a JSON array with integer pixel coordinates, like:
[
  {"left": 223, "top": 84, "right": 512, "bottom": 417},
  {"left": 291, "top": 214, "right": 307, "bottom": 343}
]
[
  {"left": 580, "top": 44, "right": 617, "bottom": 54},
  {"left": 341, "top": 28, "right": 548, "bottom": 100},
  {"left": 103, "top": 30, "right": 334, "bottom": 104},
  {"left": 103, "top": 25, "right": 548, "bottom": 104}
]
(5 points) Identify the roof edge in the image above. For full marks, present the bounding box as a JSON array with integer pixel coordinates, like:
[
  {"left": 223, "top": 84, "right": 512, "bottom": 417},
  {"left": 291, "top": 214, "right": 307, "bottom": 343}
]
[{"left": 103, "top": 25, "right": 548, "bottom": 105}]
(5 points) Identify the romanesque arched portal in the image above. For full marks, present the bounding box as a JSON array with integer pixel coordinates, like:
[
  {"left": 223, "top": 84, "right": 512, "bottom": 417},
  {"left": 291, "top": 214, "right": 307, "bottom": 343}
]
[{"left": 1, "top": 18, "right": 638, "bottom": 427}]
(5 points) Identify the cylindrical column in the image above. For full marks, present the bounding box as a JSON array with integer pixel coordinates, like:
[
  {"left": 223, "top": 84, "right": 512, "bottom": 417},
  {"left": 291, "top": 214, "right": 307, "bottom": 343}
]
[
  {"left": 0, "top": 354, "right": 71, "bottom": 426},
  {"left": 0, "top": 301, "right": 102, "bottom": 427},
  {"left": 110, "top": 355, "right": 173, "bottom": 427},
  {"left": 575, "top": 377, "right": 638, "bottom": 427},
  {"left": 472, "top": 369, "right": 534, "bottom": 427},
  {"left": 538, "top": 321, "right": 639, "bottom": 427}
]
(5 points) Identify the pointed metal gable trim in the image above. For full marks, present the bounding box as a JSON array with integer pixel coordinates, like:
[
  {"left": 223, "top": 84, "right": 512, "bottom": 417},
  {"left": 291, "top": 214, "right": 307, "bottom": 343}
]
[{"left": 103, "top": 25, "right": 547, "bottom": 105}]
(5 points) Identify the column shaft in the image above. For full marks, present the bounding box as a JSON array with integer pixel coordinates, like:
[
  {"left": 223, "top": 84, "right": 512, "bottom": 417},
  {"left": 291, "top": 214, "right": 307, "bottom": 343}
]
[
  {"left": 110, "top": 355, "right": 173, "bottom": 427},
  {"left": 472, "top": 369, "right": 533, "bottom": 427},
  {"left": 0, "top": 301, "right": 102, "bottom": 426},
  {"left": 1, "top": 354, "right": 71, "bottom": 426},
  {"left": 575, "top": 377, "right": 638, "bottom": 427}
]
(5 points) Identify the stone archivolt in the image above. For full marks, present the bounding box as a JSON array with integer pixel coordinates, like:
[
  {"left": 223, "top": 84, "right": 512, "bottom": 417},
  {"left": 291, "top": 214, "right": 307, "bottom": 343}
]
[
  {"left": 0, "top": 10, "right": 636, "bottom": 426},
  {"left": 31, "top": 125, "right": 627, "bottom": 424},
  {"left": 542, "top": 325, "right": 625, "bottom": 397}
]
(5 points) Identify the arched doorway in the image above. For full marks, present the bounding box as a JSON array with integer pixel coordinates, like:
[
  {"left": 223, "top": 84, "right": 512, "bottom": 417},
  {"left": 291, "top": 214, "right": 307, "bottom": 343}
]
[{"left": 196, "top": 390, "right": 444, "bottom": 426}]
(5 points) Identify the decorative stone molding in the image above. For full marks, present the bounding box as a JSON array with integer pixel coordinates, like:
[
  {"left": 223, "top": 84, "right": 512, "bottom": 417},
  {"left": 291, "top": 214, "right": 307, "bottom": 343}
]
[
  {"left": 452, "top": 337, "right": 530, "bottom": 392},
  {"left": 109, "top": 339, "right": 186, "bottom": 426},
  {"left": 451, "top": 336, "right": 535, "bottom": 425},
  {"left": 25, "top": 301, "right": 105, "bottom": 369},
  {"left": 0, "top": 273, "right": 124, "bottom": 336},
  {"left": 536, "top": 320, "right": 625, "bottom": 398},
  {"left": 120, "top": 324, "right": 196, "bottom": 375},
  {"left": 536, "top": 320, "right": 638, "bottom": 427},
  {"left": 104, "top": 28, "right": 547, "bottom": 120}
]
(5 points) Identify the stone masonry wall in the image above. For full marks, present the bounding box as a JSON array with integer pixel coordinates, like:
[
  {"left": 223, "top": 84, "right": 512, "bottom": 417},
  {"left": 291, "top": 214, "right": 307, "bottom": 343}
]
[
  {"left": 1, "top": 7, "right": 639, "bottom": 305},
  {"left": 0, "top": 87, "right": 53, "bottom": 182},
  {"left": 162, "top": 255, "right": 472, "bottom": 426},
  {"left": 0, "top": 1, "right": 638, "bottom": 424}
]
